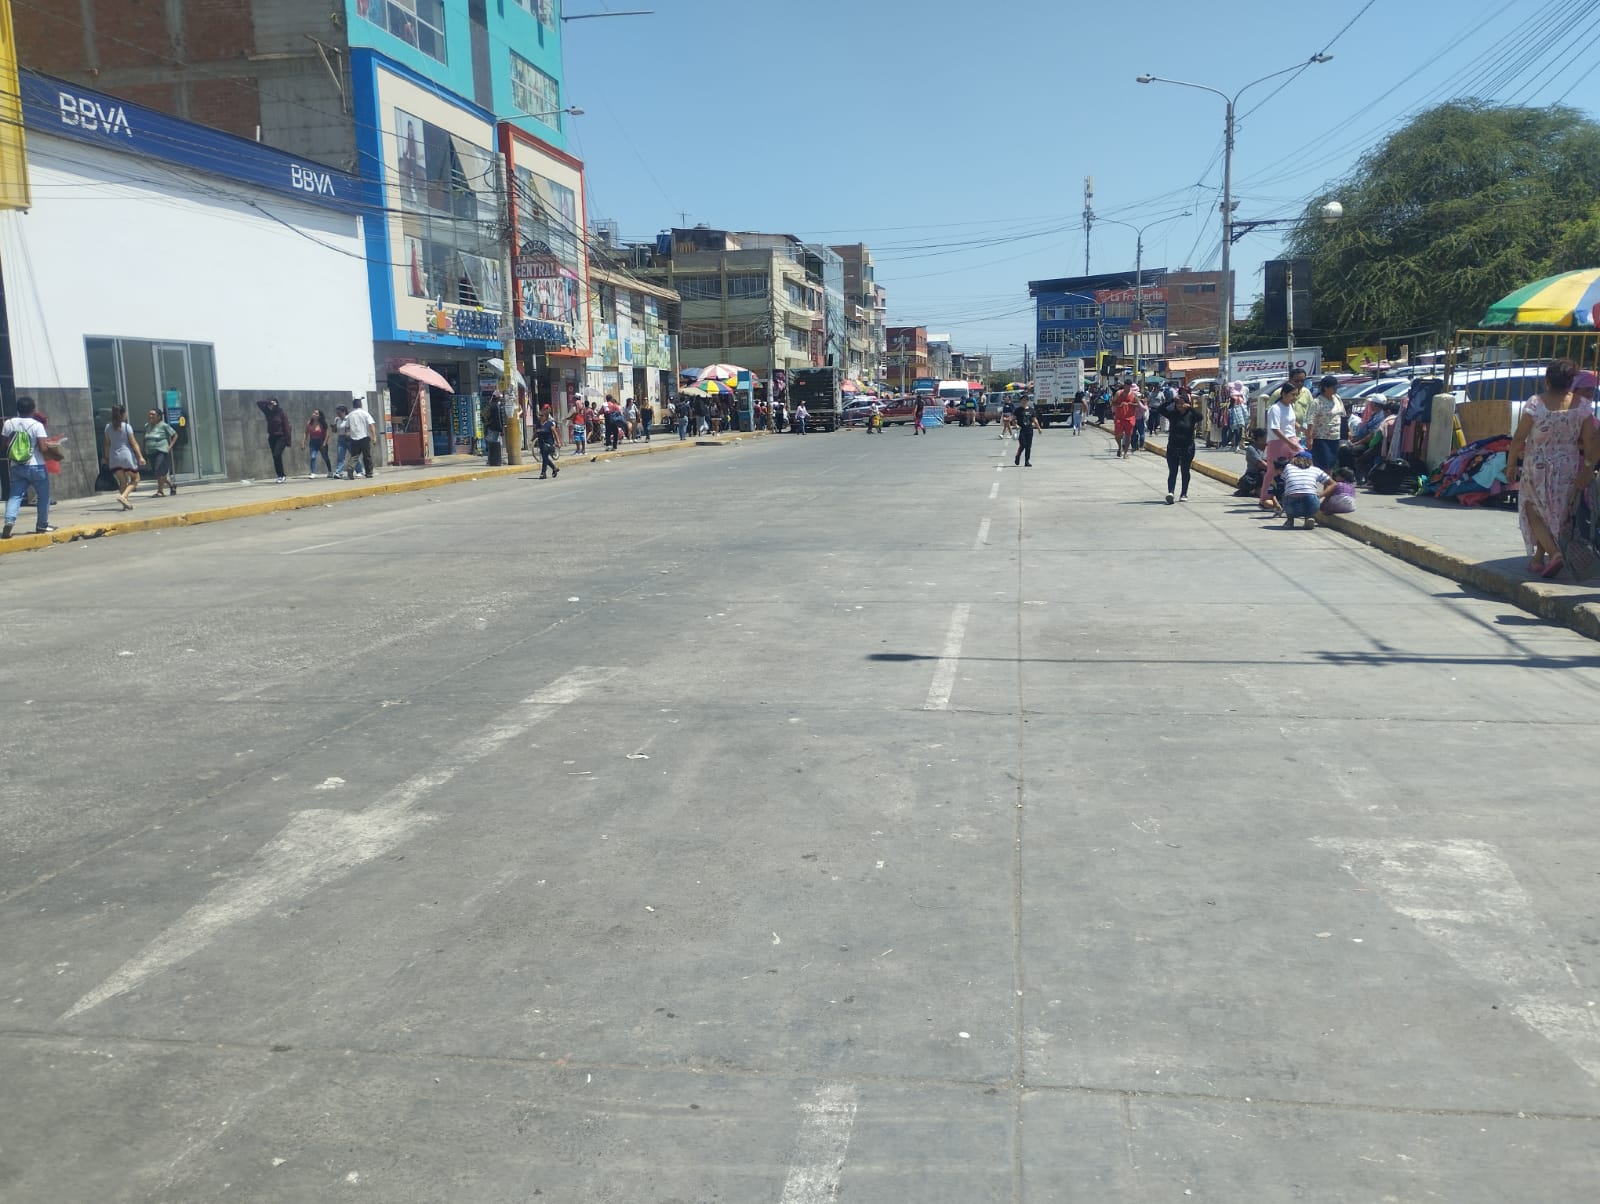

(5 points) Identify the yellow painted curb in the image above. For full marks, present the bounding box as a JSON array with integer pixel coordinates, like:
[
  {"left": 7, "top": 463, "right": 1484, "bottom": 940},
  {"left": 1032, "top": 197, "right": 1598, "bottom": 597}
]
[{"left": 0, "top": 431, "right": 761, "bottom": 558}]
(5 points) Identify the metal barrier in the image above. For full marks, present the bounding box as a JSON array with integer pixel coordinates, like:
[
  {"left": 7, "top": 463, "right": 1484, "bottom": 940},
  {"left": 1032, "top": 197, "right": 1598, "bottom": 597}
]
[{"left": 1446, "top": 329, "right": 1600, "bottom": 402}]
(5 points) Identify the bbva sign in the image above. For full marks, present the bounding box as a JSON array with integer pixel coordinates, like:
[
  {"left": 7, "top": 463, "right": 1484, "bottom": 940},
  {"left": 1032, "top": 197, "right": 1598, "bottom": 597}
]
[{"left": 57, "top": 92, "right": 132, "bottom": 137}]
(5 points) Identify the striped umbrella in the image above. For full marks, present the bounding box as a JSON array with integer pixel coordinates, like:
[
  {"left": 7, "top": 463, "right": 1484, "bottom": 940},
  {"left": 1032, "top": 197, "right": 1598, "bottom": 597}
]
[{"left": 1482, "top": 268, "right": 1600, "bottom": 328}]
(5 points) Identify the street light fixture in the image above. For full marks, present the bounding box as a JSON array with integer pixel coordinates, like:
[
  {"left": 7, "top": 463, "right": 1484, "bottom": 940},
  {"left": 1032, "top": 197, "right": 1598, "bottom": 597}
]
[
  {"left": 1136, "top": 53, "right": 1333, "bottom": 389},
  {"left": 1093, "top": 210, "right": 1191, "bottom": 376},
  {"left": 562, "top": 9, "right": 654, "bottom": 19}
]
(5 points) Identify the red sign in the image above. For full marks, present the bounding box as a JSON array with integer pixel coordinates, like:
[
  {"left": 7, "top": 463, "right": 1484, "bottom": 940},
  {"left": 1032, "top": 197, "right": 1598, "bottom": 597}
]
[
  {"left": 1094, "top": 286, "right": 1169, "bottom": 305},
  {"left": 515, "top": 255, "right": 561, "bottom": 281}
]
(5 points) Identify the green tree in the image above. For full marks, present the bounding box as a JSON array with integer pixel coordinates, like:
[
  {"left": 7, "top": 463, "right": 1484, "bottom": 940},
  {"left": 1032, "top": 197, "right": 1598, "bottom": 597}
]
[{"left": 1286, "top": 102, "right": 1600, "bottom": 345}]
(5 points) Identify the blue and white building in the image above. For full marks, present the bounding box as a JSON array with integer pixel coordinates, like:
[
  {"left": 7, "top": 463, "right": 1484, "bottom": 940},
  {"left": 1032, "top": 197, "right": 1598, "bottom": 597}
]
[
  {"left": 0, "top": 72, "right": 376, "bottom": 498},
  {"left": 1028, "top": 269, "right": 1170, "bottom": 373}
]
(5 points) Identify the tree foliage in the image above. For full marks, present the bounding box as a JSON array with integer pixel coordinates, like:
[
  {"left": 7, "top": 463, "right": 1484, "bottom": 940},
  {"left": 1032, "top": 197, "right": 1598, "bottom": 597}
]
[{"left": 1286, "top": 102, "right": 1600, "bottom": 345}]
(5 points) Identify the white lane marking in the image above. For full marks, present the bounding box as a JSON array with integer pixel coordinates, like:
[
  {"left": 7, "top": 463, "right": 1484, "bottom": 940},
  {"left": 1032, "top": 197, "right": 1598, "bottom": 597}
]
[
  {"left": 1315, "top": 838, "right": 1600, "bottom": 1083},
  {"left": 923, "top": 603, "right": 971, "bottom": 711},
  {"left": 62, "top": 666, "right": 622, "bottom": 1021},
  {"left": 973, "top": 518, "right": 991, "bottom": 550},
  {"left": 988, "top": 483, "right": 999, "bottom": 500},
  {"left": 779, "top": 1083, "right": 859, "bottom": 1203},
  {"left": 281, "top": 525, "right": 418, "bottom": 555}
]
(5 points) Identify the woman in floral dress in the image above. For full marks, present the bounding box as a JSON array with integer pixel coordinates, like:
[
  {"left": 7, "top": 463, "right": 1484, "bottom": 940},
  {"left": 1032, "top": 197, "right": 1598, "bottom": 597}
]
[{"left": 1506, "top": 358, "right": 1600, "bottom": 578}]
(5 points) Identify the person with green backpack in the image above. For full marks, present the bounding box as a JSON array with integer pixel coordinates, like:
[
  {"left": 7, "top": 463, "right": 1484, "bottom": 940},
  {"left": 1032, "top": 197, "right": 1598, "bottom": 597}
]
[{"left": 3, "top": 397, "right": 57, "bottom": 538}]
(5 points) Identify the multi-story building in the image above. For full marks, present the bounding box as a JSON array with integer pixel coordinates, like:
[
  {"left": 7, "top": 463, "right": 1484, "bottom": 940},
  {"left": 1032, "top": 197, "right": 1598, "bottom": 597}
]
[
  {"left": 885, "top": 327, "right": 929, "bottom": 393},
  {"left": 927, "top": 335, "right": 954, "bottom": 381},
  {"left": 17, "top": 1, "right": 587, "bottom": 462},
  {"left": 831, "top": 243, "right": 884, "bottom": 385},
  {"left": 584, "top": 246, "right": 680, "bottom": 412},
  {"left": 1030, "top": 269, "right": 1170, "bottom": 371},
  {"left": 1162, "top": 270, "right": 1231, "bottom": 355},
  {"left": 951, "top": 353, "right": 993, "bottom": 383},
  {"left": 872, "top": 286, "right": 889, "bottom": 379},
  {"left": 632, "top": 228, "right": 822, "bottom": 387}
]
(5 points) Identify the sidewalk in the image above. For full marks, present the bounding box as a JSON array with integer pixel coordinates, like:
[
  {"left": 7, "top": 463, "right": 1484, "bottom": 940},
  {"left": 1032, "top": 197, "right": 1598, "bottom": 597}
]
[
  {"left": 1129, "top": 428, "right": 1600, "bottom": 641},
  {"left": 0, "top": 430, "right": 756, "bottom": 557}
]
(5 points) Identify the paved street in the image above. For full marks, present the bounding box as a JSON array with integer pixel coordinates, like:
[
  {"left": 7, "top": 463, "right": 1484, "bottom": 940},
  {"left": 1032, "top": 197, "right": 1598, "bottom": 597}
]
[{"left": 4, "top": 428, "right": 1600, "bottom": 1202}]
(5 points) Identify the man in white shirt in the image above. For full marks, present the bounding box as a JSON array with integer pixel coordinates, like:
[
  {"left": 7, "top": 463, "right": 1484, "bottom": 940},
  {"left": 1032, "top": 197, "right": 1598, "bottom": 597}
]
[
  {"left": 3, "top": 397, "right": 57, "bottom": 538},
  {"left": 343, "top": 398, "right": 378, "bottom": 481},
  {"left": 1260, "top": 381, "right": 1305, "bottom": 508}
]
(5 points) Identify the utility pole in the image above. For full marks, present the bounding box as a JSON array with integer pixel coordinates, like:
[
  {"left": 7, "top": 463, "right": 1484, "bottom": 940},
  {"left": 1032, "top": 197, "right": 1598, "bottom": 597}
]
[
  {"left": 494, "top": 154, "right": 522, "bottom": 464},
  {"left": 1219, "top": 102, "right": 1235, "bottom": 397},
  {"left": 1083, "top": 176, "right": 1095, "bottom": 276}
]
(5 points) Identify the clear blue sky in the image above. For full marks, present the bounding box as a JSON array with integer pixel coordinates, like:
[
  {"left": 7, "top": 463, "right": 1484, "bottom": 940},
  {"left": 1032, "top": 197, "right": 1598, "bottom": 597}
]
[{"left": 563, "top": 0, "right": 1598, "bottom": 370}]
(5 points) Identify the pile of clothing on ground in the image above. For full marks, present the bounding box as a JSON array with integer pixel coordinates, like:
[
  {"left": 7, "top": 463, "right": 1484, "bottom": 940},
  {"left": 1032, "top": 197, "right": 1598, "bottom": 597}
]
[{"left": 1417, "top": 435, "right": 1516, "bottom": 506}]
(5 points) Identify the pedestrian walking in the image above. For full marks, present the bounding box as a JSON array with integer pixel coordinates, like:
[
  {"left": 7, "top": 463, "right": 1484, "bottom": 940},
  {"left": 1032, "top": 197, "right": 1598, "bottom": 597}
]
[
  {"left": 1159, "top": 390, "right": 1202, "bottom": 503},
  {"left": 1226, "top": 384, "right": 1249, "bottom": 451},
  {"left": 640, "top": 399, "right": 654, "bottom": 442},
  {"left": 143, "top": 407, "right": 179, "bottom": 497},
  {"left": 626, "top": 397, "right": 640, "bottom": 441},
  {"left": 536, "top": 407, "right": 561, "bottom": 479},
  {"left": 304, "top": 408, "right": 333, "bottom": 478},
  {"left": 257, "top": 396, "right": 292, "bottom": 482},
  {"left": 1133, "top": 389, "right": 1149, "bottom": 450},
  {"left": 343, "top": 397, "right": 377, "bottom": 480},
  {"left": 1261, "top": 382, "right": 1303, "bottom": 509},
  {"left": 1070, "top": 390, "right": 1085, "bottom": 435},
  {"left": 104, "top": 403, "right": 145, "bottom": 510},
  {"left": 571, "top": 406, "right": 589, "bottom": 454},
  {"left": 793, "top": 401, "right": 809, "bottom": 434},
  {"left": 1112, "top": 382, "right": 1139, "bottom": 458},
  {"left": 1013, "top": 398, "right": 1040, "bottom": 466},
  {"left": 482, "top": 393, "right": 507, "bottom": 465},
  {"left": 1305, "top": 375, "right": 1345, "bottom": 473},
  {"left": 913, "top": 398, "right": 925, "bottom": 435},
  {"left": 1506, "top": 357, "right": 1600, "bottom": 578},
  {"left": 2, "top": 397, "right": 59, "bottom": 538},
  {"left": 332, "top": 405, "right": 352, "bottom": 478}
]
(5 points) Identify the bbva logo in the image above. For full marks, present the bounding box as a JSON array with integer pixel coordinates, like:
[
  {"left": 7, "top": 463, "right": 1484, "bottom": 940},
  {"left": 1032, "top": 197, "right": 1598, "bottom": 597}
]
[
  {"left": 290, "top": 164, "right": 337, "bottom": 196},
  {"left": 57, "top": 92, "right": 132, "bottom": 137}
]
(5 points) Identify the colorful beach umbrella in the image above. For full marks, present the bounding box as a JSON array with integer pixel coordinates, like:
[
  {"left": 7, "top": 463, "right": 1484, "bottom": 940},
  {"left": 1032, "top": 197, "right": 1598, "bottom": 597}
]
[
  {"left": 695, "top": 363, "right": 745, "bottom": 382},
  {"left": 1482, "top": 268, "right": 1600, "bottom": 328}
]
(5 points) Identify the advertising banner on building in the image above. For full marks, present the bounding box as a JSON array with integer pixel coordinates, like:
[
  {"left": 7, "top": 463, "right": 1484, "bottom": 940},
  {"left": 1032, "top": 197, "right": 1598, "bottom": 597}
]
[
  {"left": 1227, "top": 346, "right": 1322, "bottom": 380},
  {"left": 0, "top": 2, "right": 29, "bottom": 211},
  {"left": 503, "top": 123, "right": 591, "bottom": 358}
]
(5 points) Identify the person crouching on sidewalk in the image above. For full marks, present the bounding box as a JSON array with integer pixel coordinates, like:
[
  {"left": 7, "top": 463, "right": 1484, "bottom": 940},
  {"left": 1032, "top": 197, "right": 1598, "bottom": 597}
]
[{"left": 1279, "top": 448, "right": 1335, "bottom": 529}]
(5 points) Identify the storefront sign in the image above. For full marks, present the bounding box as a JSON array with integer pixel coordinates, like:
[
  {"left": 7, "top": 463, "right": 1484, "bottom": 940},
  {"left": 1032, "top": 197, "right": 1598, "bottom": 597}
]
[
  {"left": 516, "top": 317, "right": 575, "bottom": 347},
  {"left": 428, "top": 304, "right": 501, "bottom": 342},
  {"left": 19, "top": 70, "right": 362, "bottom": 213},
  {"left": 515, "top": 255, "right": 562, "bottom": 280},
  {"left": 1228, "top": 347, "right": 1323, "bottom": 380},
  {"left": 1095, "top": 286, "right": 1168, "bottom": 305}
]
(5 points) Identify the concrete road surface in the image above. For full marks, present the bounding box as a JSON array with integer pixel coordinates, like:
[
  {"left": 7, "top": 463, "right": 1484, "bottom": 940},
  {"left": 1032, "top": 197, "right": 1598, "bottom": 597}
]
[{"left": 4, "top": 429, "right": 1599, "bottom": 1202}]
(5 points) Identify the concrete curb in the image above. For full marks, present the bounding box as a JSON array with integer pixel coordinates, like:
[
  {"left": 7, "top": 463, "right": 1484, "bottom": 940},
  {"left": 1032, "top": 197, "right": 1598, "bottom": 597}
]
[
  {"left": 1129, "top": 431, "right": 1600, "bottom": 643},
  {"left": 0, "top": 431, "right": 758, "bottom": 558}
]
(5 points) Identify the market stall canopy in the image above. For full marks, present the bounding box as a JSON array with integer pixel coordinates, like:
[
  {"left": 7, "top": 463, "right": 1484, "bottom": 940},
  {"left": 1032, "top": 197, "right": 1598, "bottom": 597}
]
[
  {"left": 1482, "top": 268, "right": 1600, "bottom": 328},
  {"left": 695, "top": 363, "right": 752, "bottom": 383},
  {"left": 484, "top": 357, "right": 528, "bottom": 390},
  {"left": 395, "top": 362, "right": 453, "bottom": 391}
]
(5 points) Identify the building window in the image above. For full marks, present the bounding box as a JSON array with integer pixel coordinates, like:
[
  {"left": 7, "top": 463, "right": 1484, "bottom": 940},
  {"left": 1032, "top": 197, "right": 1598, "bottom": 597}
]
[
  {"left": 681, "top": 321, "right": 722, "bottom": 350},
  {"left": 726, "top": 273, "right": 769, "bottom": 299},
  {"left": 358, "top": 0, "right": 447, "bottom": 64},
  {"left": 724, "top": 320, "right": 763, "bottom": 346},
  {"left": 511, "top": 52, "right": 561, "bottom": 126},
  {"left": 512, "top": 0, "right": 558, "bottom": 26},
  {"left": 674, "top": 275, "right": 722, "bottom": 301},
  {"left": 788, "top": 327, "right": 809, "bottom": 351},
  {"left": 1200, "top": 283, "right": 1217, "bottom": 293},
  {"left": 785, "top": 280, "right": 807, "bottom": 307}
]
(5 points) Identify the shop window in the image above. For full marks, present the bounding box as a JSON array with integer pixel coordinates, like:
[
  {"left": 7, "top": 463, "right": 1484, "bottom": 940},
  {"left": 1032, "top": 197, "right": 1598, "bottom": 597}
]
[
  {"left": 510, "top": 51, "right": 561, "bottom": 126},
  {"left": 357, "top": 0, "right": 447, "bottom": 64}
]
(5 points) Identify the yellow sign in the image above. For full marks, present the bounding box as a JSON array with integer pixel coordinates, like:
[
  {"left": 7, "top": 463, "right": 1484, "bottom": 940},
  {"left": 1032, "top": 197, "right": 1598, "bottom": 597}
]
[
  {"left": 0, "top": 0, "right": 29, "bottom": 211},
  {"left": 1347, "top": 344, "right": 1384, "bottom": 374}
]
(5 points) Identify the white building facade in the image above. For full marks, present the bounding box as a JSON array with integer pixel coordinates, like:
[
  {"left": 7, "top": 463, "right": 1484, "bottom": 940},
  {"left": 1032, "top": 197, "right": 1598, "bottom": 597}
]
[{"left": 1, "top": 72, "right": 376, "bottom": 498}]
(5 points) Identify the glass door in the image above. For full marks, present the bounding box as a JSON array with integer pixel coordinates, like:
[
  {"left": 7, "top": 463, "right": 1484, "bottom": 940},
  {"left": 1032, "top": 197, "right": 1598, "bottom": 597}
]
[{"left": 156, "top": 343, "right": 224, "bottom": 480}]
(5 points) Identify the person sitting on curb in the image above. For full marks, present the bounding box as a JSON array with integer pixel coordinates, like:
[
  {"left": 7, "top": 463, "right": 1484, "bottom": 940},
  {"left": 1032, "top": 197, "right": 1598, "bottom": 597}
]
[
  {"left": 1279, "top": 448, "right": 1336, "bottom": 530},
  {"left": 1236, "top": 429, "right": 1269, "bottom": 500}
]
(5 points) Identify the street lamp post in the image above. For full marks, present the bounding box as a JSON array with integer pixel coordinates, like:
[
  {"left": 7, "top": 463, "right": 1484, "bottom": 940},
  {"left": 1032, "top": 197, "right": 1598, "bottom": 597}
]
[
  {"left": 1136, "top": 54, "right": 1332, "bottom": 391},
  {"left": 1094, "top": 211, "right": 1191, "bottom": 376}
]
